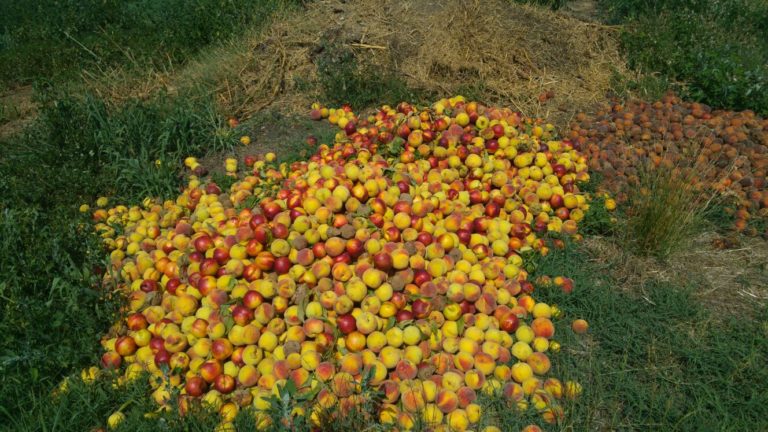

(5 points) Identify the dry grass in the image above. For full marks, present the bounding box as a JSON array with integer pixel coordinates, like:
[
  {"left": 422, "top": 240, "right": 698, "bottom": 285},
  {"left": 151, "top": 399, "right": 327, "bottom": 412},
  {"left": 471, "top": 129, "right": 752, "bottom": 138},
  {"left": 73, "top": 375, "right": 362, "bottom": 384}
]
[
  {"left": 670, "top": 232, "right": 768, "bottom": 317},
  {"left": 85, "top": 0, "right": 630, "bottom": 123},
  {"left": 0, "top": 85, "right": 37, "bottom": 140},
  {"left": 583, "top": 233, "right": 768, "bottom": 318}
]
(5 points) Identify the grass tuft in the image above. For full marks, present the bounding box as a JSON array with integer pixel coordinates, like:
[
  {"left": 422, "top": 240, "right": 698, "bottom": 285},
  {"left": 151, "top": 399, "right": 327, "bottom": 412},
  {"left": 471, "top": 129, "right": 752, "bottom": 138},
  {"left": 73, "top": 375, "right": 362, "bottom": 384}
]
[{"left": 621, "top": 154, "right": 720, "bottom": 259}]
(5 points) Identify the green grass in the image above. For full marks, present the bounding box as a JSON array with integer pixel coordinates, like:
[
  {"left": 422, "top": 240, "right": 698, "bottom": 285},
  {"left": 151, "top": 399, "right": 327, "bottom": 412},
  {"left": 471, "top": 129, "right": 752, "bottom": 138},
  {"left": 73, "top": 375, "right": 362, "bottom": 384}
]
[
  {"left": 531, "top": 244, "right": 768, "bottom": 431},
  {"left": 314, "top": 39, "right": 433, "bottom": 110},
  {"left": 600, "top": 0, "right": 768, "bottom": 115},
  {"left": 0, "top": 88, "right": 238, "bottom": 427},
  {"left": 0, "top": 0, "right": 300, "bottom": 90},
  {"left": 620, "top": 160, "right": 718, "bottom": 259}
]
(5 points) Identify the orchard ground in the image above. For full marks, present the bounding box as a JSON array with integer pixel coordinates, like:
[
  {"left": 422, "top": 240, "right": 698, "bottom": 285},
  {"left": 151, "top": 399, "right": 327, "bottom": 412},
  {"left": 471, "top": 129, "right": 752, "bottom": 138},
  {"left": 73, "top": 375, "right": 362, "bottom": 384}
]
[{"left": 1, "top": 1, "right": 767, "bottom": 431}]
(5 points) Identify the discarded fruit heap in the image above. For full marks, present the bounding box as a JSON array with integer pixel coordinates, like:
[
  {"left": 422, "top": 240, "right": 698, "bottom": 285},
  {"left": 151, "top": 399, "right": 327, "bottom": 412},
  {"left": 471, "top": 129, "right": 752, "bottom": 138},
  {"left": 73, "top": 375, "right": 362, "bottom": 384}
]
[
  {"left": 93, "top": 97, "right": 600, "bottom": 431},
  {"left": 570, "top": 93, "right": 768, "bottom": 235}
]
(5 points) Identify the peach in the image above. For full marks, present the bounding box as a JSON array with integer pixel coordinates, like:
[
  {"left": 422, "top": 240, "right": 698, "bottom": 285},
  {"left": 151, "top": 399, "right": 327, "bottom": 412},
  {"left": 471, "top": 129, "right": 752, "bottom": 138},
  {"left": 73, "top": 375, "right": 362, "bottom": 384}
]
[
  {"left": 422, "top": 404, "right": 444, "bottom": 426},
  {"left": 395, "top": 359, "right": 418, "bottom": 380},
  {"left": 526, "top": 352, "right": 551, "bottom": 375},
  {"left": 272, "top": 360, "right": 290, "bottom": 380},
  {"left": 456, "top": 386, "right": 477, "bottom": 408},
  {"left": 543, "top": 378, "right": 563, "bottom": 399},
  {"left": 447, "top": 409, "right": 469, "bottom": 431},
  {"left": 531, "top": 317, "right": 554, "bottom": 338},
  {"left": 564, "top": 380, "right": 583, "bottom": 399},
  {"left": 442, "top": 371, "right": 464, "bottom": 391},
  {"left": 464, "top": 369, "right": 486, "bottom": 390},
  {"left": 379, "top": 346, "right": 401, "bottom": 369},
  {"left": 340, "top": 353, "right": 363, "bottom": 375},
  {"left": 510, "top": 362, "right": 533, "bottom": 383},
  {"left": 400, "top": 386, "right": 426, "bottom": 413},
  {"left": 300, "top": 350, "right": 321, "bottom": 371},
  {"left": 366, "top": 331, "right": 387, "bottom": 353},
  {"left": 454, "top": 351, "right": 475, "bottom": 371},
  {"left": 422, "top": 379, "right": 438, "bottom": 402},
  {"left": 474, "top": 352, "right": 495, "bottom": 375},
  {"left": 541, "top": 405, "right": 565, "bottom": 424},
  {"left": 522, "top": 377, "right": 542, "bottom": 395},
  {"left": 237, "top": 364, "right": 259, "bottom": 387},
  {"left": 332, "top": 372, "right": 355, "bottom": 398},
  {"left": 315, "top": 362, "right": 335, "bottom": 382},
  {"left": 512, "top": 341, "right": 533, "bottom": 361},
  {"left": 436, "top": 389, "right": 460, "bottom": 413},
  {"left": 502, "top": 381, "right": 525, "bottom": 401},
  {"left": 289, "top": 368, "right": 310, "bottom": 388},
  {"left": 572, "top": 318, "right": 589, "bottom": 334},
  {"left": 381, "top": 380, "right": 400, "bottom": 404}
]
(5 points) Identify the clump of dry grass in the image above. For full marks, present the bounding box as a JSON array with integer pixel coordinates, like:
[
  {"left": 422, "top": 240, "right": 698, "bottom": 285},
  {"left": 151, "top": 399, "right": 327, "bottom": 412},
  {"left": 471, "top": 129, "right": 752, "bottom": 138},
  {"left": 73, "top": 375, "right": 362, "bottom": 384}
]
[{"left": 85, "top": 0, "right": 631, "bottom": 122}]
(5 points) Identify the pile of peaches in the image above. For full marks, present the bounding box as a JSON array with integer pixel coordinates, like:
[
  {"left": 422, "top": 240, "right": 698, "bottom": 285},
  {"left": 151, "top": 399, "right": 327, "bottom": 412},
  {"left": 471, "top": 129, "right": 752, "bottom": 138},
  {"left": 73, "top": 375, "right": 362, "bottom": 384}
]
[
  {"left": 569, "top": 93, "right": 768, "bottom": 235},
  {"left": 91, "top": 97, "right": 600, "bottom": 431}
]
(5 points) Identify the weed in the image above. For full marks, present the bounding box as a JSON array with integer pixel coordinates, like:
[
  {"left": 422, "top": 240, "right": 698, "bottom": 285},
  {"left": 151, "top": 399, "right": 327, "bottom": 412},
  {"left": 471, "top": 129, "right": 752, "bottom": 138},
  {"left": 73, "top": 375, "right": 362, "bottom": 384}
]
[
  {"left": 620, "top": 157, "right": 719, "bottom": 259},
  {"left": 601, "top": 0, "right": 768, "bottom": 115}
]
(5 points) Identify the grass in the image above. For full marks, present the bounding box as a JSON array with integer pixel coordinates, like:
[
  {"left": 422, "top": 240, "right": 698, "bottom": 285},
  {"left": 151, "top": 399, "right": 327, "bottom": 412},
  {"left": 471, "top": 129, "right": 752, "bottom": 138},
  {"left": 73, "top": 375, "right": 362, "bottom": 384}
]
[
  {"left": 315, "top": 39, "right": 433, "bottom": 110},
  {"left": 9, "top": 239, "right": 767, "bottom": 431},
  {"left": 620, "top": 159, "right": 719, "bottom": 259},
  {"left": 599, "top": 0, "right": 768, "bottom": 115},
  {"left": 0, "top": 87, "right": 237, "bottom": 427},
  {"left": 0, "top": 0, "right": 300, "bottom": 90},
  {"left": 530, "top": 243, "right": 768, "bottom": 431}
]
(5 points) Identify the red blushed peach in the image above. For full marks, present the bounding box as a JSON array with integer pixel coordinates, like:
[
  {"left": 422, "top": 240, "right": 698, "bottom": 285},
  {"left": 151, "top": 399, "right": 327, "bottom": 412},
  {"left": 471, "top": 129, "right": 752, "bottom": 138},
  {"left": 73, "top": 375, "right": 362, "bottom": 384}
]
[
  {"left": 543, "top": 378, "right": 563, "bottom": 399},
  {"left": 464, "top": 369, "right": 486, "bottom": 390},
  {"left": 316, "top": 387, "right": 338, "bottom": 410},
  {"left": 289, "top": 368, "right": 310, "bottom": 388},
  {"left": 481, "top": 341, "right": 502, "bottom": 360},
  {"left": 325, "top": 237, "right": 346, "bottom": 257},
  {"left": 454, "top": 352, "right": 475, "bottom": 372},
  {"left": 436, "top": 389, "right": 460, "bottom": 413},
  {"left": 303, "top": 318, "right": 325, "bottom": 337},
  {"left": 257, "top": 372, "right": 276, "bottom": 390},
  {"left": 395, "top": 359, "right": 418, "bottom": 380},
  {"left": 463, "top": 283, "right": 481, "bottom": 302},
  {"left": 442, "top": 371, "right": 464, "bottom": 391},
  {"left": 497, "top": 347, "right": 512, "bottom": 364},
  {"left": 237, "top": 364, "right": 259, "bottom": 387},
  {"left": 502, "top": 381, "right": 525, "bottom": 401},
  {"left": 531, "top": 317, "right": 555, "bottom": 338},
  {"left": 199, "top": 360, "right": 223, "bottom": 383},
  {"left": 381, "top": 380, "right": 400, "bottom": 404},
  {"left": 401, "top": 387, "right": 426, "bottom": 413},
  {"left": 432, "top": 352, "right": 453, "bottom": 375},
  {"left": 521, "top": 426, "right": 543, "bottom": 432},
  {"left": 518, "top": 295, "right": 536, "bottom": 312},
  {"left": 332, "top": 372, "right": 356, "bottom": 398},
  {"left": 572, "top": 318, "right": 589, "bottom": 334},
  {"left": 273, "top": 360, "right": 290, "bottom": 380},
  {"left": 474, "top": 352, "right": 495, "bottom": 376},
  {"left": 526, "top": 352, "right": 552, "bottom": 375},
  {"left": 315, "top": 362, "right": 335, "bottom": 382},
  {"left": 456, "top": 386, "right": 477, "bottom": 408},
  {"left": 541, "top": 405, "right": 565, "bottom": 424},
  {"left": 474, "top": 293, "right": 497, "bottom": 315},
  {"left": 340, "top": 353, "right": 363, "bottom": 375}
]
